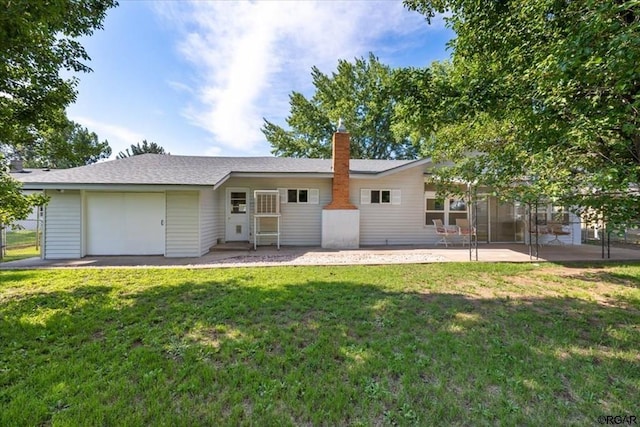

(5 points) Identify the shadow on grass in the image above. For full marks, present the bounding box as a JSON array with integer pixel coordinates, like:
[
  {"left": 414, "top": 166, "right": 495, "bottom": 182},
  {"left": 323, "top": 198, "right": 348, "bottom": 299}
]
[
  {"left": 1, "top": 274, "right": 638, "bottom": 426},
  {"left": 0, "top": 271, "right": 38, "bottom": 286}
]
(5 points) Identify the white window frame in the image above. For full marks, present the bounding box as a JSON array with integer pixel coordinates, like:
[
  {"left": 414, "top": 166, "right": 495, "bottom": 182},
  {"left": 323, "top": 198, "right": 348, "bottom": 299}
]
[
  {"left": 278, "top": 188, "right": 319, "bottom": 204},
  {"left": 424, "top": 192, "right": 468, "bottom": 226},
  {"left": 534, "top": 204, "right": 570, "bottom": 225},
  {"left": 360, "top": 189, "right": 401, "bottom": 205}
]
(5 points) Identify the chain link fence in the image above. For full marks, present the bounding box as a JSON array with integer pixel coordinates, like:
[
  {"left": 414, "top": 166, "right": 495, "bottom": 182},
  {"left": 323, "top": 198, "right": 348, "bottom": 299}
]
[
  {"left": 581, "top": 220, "right": 640, "bottom": 248},
  {"left": 0, "top": 220, "right": 42, "bottom": 260}
]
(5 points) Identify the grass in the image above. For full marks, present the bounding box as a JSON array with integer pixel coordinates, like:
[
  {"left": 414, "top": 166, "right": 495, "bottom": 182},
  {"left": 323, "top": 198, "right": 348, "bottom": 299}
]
[
  {"left": 4, "top": 229, "right": 39, "bottom": 248},
  {"left": 1, "top": 263, "right": 639, "bottom": 425},
  {"left": 1, "top": 246, "right": 39, "bottom": 263}
]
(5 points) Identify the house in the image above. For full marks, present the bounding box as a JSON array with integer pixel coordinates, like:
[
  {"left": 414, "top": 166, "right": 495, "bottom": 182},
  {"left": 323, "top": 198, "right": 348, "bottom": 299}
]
[
  {"left": 7, "top": 161, "right": 47, "bottom": 231},
  {"left": 15, "top": 128, "right": 582, "bottom": 259}
]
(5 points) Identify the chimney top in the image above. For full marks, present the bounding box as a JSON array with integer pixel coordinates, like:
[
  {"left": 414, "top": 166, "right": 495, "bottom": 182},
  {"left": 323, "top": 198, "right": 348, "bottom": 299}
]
[
  {"left": 336, "top": 118, "right": 347, "bottom": 133},
  {"left": 9, "top": 158, "right": 24, "bottom": 173}
]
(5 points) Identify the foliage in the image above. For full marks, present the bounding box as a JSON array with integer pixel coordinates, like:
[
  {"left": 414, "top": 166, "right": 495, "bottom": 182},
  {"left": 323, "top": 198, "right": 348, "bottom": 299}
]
[
  {"left": 116, "top": 140, "right": 167, "bottom": 159},
  {"left": 6, "top": 114, "right": 112, "bottom": 169},
  {"left": 404, "top": 0, "right": 640, "bottom": 226},
  {"left": 1, "top": 264, "right": 638, "bottom": 424},
  {"left": 0, "top": 0, "right": 116, "bottom": 229},
  {"left": 0, "top": 156, "right": 47, "bottom": 227},
  {"left": 263, "top": 53, "right": 421, "bottom": 159},
  {"left": 0, "top": 0, "right": 118, "bottom": 146}
]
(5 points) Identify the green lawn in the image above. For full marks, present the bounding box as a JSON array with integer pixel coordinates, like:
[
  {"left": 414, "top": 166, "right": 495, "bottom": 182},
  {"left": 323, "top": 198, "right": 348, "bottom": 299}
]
[
  {"left": 5, "top": 229, "right": 39, "bottom": 248},
  {"left": 1, "top": 246, "right": 39, "bottom": 263},
  {"left": 1, "top": 263, "right": 638, "bottom": 425}
]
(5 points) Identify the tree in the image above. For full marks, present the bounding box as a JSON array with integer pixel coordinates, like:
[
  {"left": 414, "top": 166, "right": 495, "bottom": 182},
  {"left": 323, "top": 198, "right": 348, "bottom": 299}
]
[
  {"left": 116, "top": 140, "right": 167, "bottom": 159},
  {"left": 0, "top": 0, "right": 117, "bottom": 227},
  {"left": 4, "top": 114, "right": 112, "bottom": 169},
  {"left": 0, "top": 155, "right": 48, "bottom": 259},
  {"left": 263, "top": 53, "right": 421, "bottom": 160},
  {"left": 404, "top": 0, "right": 640, "bottom": 226},
  {"left": 1, "top": 0, "right": 118, "bottom": 146}
]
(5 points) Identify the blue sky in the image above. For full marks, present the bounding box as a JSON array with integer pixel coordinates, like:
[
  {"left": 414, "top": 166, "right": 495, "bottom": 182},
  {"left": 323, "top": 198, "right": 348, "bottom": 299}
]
[{"left": 67, "top": 1, "right": 453, "bottom": 158}]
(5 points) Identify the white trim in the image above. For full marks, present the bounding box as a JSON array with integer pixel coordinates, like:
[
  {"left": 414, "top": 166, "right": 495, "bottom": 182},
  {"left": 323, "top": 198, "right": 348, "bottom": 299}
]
[
  {"left": 363, "top": 189, "right": 399, "bottom": 205},
  {"left": 225, "top": 187, "right": 250, "bottom": 241},
  {"left": 309, "top": 189, "right": 319, "bottom": 204},
  {"left": 350, "top": 157, "right": 434, "bottom": 178},
  {"left": 278, "top": 188, "right": 288, "bottom": 204},
  {"left": 391, "top": 189, "right": 401, "bottom": 205},
  {"left": 280, "top": 188, "right": 319, "bottom": 204},
  {"left": 360, "top": 189, "right": 371, "bottom": 204},
  {"left": 424, "top": 191, "right": 468, "bottom": 226},
  {"left": 23, "top": 183, "right": 208, "bottom": 192}
]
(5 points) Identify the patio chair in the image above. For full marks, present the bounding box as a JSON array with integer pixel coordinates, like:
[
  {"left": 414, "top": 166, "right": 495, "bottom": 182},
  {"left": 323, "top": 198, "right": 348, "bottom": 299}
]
[
  {"left": 456, "top": 218, "right": 476, "bottom": 246},
  {"left": 547, "top": 222, "right": 571, "bottom": 245},
  {"left": 433, "top": 219, "right": 457, "bottom": 247}
]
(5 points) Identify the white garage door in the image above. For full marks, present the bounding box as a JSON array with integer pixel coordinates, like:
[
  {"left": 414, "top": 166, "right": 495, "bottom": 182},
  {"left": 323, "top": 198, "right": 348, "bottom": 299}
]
[{"left": 86, "top": 192, "right": 165, "bottom": 255}]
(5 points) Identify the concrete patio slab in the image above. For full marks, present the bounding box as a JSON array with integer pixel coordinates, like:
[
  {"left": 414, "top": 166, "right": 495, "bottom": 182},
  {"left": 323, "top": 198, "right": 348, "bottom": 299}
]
[{"left": 2, "top": 243, "right": 640, "bottom": 270}]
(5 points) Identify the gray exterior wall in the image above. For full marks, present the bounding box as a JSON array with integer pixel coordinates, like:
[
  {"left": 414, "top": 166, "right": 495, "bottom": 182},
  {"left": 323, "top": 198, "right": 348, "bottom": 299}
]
[
  {"left": 199, "top": 188, "right": 217, "bottom": 254},
  {"left": 350, "top": 167, "right": 438, "bottom": 245},
  {"left": 43, "top": 190, "right": 82, "bottom": 259},
  {"left": 165, "top": 191, "right": 200, "bottom": 257},
  {"left": 217, "top": 177, "right": 332, "bottom": 246}
]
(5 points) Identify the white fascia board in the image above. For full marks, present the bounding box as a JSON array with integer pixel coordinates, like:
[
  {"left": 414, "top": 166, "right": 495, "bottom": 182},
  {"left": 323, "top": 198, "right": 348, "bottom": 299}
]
[
  {"left": 22, "top": 183, "right": 212, "bottom": 192},
  {"left": 214, "top": 172, "right": 333, "bottom": 189},
  {"left": 213, "top": 172, "right": 232, "bottom": 190},
  {"left": 351, "top": 158, "right": 434, "bottom": 179}
]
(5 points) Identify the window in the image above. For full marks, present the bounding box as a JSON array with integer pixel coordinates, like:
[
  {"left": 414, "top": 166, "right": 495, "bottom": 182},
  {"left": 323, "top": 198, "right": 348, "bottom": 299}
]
[
  {"left": 287, "top": 189, "right": 309, "bottom": 203},
  {"left": 534, "top": 204, "right": 570, "bottom": 225},
  {"left": 279, "top": 188, "right": 319, "bottom": 204},
  {"left": 425, "top": 192, "right": 467, "bottom": 226},
  {"left": 448, "top": 198, "right": 467, "bottom": 225},
  {"left": 551, "top": 205, "right": 570, "bottom": 224},
  {"left": 230, "top": 192, "right": 247, "bottom": 214},
  {"left": 371, "top": 190, "right": 391, "bottom": 204},
  {"left": 425, "top": 195, "right": 445, "bottom": 224},
  {"left": 360, "top": 189, "right": 401, "bottom": 205}
]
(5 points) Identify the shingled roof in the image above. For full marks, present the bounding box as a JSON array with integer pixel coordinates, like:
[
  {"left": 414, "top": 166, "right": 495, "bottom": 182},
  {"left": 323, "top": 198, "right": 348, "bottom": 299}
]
[{"left": 15, "top": 154, "right": 428, "bottom": 188}]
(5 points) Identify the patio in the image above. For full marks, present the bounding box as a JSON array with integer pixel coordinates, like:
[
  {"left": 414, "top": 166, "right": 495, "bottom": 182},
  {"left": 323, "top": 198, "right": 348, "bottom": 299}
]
[{"left": 2, "top": 243, "right": 639, "bottom": 269}]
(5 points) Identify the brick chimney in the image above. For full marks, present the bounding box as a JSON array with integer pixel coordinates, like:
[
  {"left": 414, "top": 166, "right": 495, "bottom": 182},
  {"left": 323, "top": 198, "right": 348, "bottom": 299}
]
[{"left": 325, "top": 119, "right": 356, "bottom": 210}]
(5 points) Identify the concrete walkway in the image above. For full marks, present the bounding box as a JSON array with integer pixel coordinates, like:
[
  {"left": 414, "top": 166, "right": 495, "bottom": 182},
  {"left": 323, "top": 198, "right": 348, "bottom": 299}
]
[{"left": 2, "top": 243, "right": 640, "bottom": 269}]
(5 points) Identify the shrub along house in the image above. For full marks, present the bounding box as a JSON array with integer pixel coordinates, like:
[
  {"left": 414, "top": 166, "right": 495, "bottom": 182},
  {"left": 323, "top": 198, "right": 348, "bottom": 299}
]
[{"left": 16, "top": 126, "right": 581, "bottom": 259}]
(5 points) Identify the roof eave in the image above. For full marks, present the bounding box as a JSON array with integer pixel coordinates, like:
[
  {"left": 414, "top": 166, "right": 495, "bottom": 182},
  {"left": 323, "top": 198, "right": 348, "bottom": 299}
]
[
  {"left": 214, "top": 171, "right": 333, "bottom": 189},
  {"left": 351, "top": 158, "right": 434, "bottom": 178},
  {"left": 22, "top": 183, "right": 214, "bottom": 191}
]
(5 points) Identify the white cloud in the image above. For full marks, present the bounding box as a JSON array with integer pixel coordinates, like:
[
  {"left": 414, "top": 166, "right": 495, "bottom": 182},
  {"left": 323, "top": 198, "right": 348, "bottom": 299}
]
[
  {"left": 70, "top": 115, "right": 145, "bottom": 158},
  {"left": 156, "top": 0, "right": 445, "bottom": 155},
  {"left": 167, "top": 80, "right": 194, "bottom": 95}
]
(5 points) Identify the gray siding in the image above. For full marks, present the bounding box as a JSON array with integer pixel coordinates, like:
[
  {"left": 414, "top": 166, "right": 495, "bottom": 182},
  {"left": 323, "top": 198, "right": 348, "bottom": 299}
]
[
  {"left": 44, "top": 190, "right": 82, "bottom": 259},
  {"left": 351, "top": 168, "right": 438, "bottom": 245},
  {"left": 199, "top": 188, "right": 217, "bottom": 254},
  {"left": 166, "top": 191, "right": 200, "bottom": 257},
  {"left": 218, "top": 178, "right": 332, "bottom": 246},
  {"left": 215, "top": 189, "right": 225, "bottom": 244}
]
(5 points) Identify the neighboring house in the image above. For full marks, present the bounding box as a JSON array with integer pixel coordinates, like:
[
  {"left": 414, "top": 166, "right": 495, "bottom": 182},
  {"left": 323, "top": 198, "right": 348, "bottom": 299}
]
[
  {"left": 8, "top": 162, "right": 48, "bottom": 231},
  {"left": 15, "top": 129, "right": 581, "bottom": 260}
]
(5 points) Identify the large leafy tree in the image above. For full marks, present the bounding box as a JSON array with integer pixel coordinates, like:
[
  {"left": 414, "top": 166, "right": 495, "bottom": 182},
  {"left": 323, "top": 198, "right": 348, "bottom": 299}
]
[
  {"left": 1, "top": 0, "right": 117, "bottom": 145},
  {"left": 263, "top": 54, "right": 421, "bottom": 160},
  {"left": 26, "top": 117, "right": 111, "bottom": 168},
  {"left": 116, "top": 140, "right": 167, "bottom": 159},
  {"left": 0, "top": 0, "right": 117, "bottom": 226},
  {"left": 404, "top": 0, "right": 640, "bottom": 225}
]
